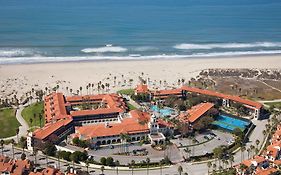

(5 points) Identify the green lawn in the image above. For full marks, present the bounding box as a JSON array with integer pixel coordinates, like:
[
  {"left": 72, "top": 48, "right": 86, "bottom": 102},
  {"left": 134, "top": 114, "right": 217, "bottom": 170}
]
[
  {"left": 117, "top": 88, "right": 135, "bottom": 96},
  {"left": 0, "top": 108, "right": 20, "bottom": 138},
  {"left": 21, "top": 102, "right": 44, "bottom": 129}
]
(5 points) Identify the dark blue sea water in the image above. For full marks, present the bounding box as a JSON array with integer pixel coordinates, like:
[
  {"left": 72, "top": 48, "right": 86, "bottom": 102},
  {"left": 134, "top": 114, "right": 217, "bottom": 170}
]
[{"left": 0, "top": 0, "right": 281, "bottom": 64}]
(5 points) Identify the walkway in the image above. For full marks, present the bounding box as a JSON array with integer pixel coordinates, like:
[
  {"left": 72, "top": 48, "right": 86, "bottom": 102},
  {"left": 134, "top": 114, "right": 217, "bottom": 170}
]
[{"left": 257, "top": 80, "right": 281, "bottom": 93}]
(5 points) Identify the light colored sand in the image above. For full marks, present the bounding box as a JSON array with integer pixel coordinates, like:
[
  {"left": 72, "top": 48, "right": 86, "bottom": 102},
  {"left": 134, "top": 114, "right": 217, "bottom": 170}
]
[{"left": 0, "top": 55, "right": 281, "bottom": 101}]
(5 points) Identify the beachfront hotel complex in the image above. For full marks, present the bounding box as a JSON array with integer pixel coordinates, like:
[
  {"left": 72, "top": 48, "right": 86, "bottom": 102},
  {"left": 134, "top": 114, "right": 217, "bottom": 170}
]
[{"left": 27, "top": 84, "right": 263, "bottom": 151}]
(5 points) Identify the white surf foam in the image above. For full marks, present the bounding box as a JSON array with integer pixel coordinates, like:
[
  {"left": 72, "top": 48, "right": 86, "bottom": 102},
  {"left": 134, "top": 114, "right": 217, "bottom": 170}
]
[
  {"left": 133, "top": 46, "right": 158, "bottom": 52},
  {"left": 0, "top": 48, "right": 40, "bottom": 57},
  {"left": 174, "top": 42, "right": 281, "bottom": 50},
  {"left": 1, "top": 50, "right": 281, "bottom": 64},
  {"left": 81, "top": 46, "right": 127, "bottom": 53}
]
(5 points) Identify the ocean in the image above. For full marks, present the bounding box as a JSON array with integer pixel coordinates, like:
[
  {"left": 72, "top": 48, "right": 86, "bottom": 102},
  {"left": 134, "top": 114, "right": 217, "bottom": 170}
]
[{"left": 0, "top": 0, "right": 281, "bottom": 64}]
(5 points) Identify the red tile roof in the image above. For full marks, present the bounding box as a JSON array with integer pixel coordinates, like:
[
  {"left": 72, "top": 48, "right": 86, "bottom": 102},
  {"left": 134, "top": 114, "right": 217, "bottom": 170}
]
[
  {"left": 253, "top": 156, "right": 266, "bottom": 164},
  {"left": 37, "top": 92, "right": 129, "bottom": 142},
  {"left": 256, "top": 167, "right": 277, "bottom": 175},
  {"left": 29, "top": 167, "right": 65, "bottom": 175},
  {"left": 241, "top": 159, "right": 253, "bottom": 167},
  {"left": 44, "top": 93, "right": 68, "bottom": 123},
  {"left": 66, "top": 94, "right": 126, "bottom": 111},
  {"left": 273, "top": 159, "right": 281, "bottom": 165},
  {"left": 181, "top": 86, "right": 262, "bottom": 109},
  {"left": 33, "top": 118, "right": 73, "bottom": 140},
  {"left": 70, "top": 108, "right": 122, "bottom": 117},
  {"left": 157, "top": 118, "right": 174, "bottom": 128},
  {"left": 74, "top": 110, "right": 150, "bottom": 139},
  {"left": 178, "top": 102, "right": 214, "bottom": 123},
  {"left": 135, "top": 84, "right": 149, "bottom": 94},
  {"left": 266, "top": 145, "right": 279, "bottom": 159},
  {"left": 153, "top": 89, "right": 182, "bottom": 96},
  {"left": 0, "top": 156, "right": 31, "bottom": 175}
]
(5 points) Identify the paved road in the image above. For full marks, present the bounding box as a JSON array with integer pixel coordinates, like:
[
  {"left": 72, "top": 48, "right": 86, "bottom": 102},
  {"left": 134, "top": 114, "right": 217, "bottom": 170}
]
[
  {"left": 65, "top": 143, "right": 183, "bottom": 165},
  {"left": 3, "top": 105, "right": 29, "bottom": 142},
  {"left": 173, "top": 130, "right": 233, "bottom": 157}
]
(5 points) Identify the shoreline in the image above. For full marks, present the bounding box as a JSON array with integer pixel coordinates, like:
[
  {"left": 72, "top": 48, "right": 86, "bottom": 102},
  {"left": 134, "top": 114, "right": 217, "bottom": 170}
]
[
  {"left": 0, "top": 55, "right": 280, "bottom": 101},
  {"left": 1, "top": 53, "right": 281, "bottom": 66}
]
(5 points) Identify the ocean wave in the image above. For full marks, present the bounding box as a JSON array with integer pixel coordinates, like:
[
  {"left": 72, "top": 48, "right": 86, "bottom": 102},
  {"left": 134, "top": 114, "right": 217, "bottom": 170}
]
[
  {"left": 0, "top": 48, "right": 41, "bottom": 57},
  {"left": 174, "top": 42, "right": 281, "bottom": 50},
  {"left": 81, "top": 46, "right": 127, "bottom": 53},
  {"left": 133, "top": 46, "right": 158, "bottom": 52},
  {"left": 1, "top": 50, "right": 281, "bottom": 64}
]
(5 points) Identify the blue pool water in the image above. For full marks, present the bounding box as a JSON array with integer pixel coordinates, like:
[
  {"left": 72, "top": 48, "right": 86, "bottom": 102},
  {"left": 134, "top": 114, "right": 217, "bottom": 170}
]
[
  {"left": 212, "top": 114, "right": 250, "bottom": 131},
  {"left": 151, "top": 105, "right": 174, "bottom": 117}
]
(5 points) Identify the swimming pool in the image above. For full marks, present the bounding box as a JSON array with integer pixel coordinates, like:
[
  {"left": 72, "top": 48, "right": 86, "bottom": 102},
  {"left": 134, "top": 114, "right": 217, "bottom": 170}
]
[
  {"left": 151, "top": 105, "right": 174, "bottom": 117},
  {"left": 212, "top": 114, "right": 251, "bottom": 132}
]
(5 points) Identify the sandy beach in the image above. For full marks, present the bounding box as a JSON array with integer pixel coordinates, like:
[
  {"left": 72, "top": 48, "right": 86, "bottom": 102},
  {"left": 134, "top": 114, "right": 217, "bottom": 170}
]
[{"left": 1, "top": 55, "right": 281, "bottom": 101}]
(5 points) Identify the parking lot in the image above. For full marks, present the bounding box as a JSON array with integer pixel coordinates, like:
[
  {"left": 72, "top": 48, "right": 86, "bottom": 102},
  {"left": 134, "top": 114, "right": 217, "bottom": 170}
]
[{"left": 171, "top": 130, "right": 234, "bottom": 157}]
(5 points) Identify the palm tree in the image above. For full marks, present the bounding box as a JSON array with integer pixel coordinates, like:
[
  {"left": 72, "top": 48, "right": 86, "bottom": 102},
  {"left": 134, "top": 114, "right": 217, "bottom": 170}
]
[
  {"left": 130, "top": 160, "right": 135, "bottom": 175},
  {"left": 229, "top": 155, "right": 234, "bottom": 167},
  {"left": 101, "top": 165, "right": 105, "bottom": 174},
  {"left": 146, "top": 157, "right": 150, "bottom": 175},
  {"left": 225, "top": 160, "right": 229, "bottom": 169},
  {"left": 241, "top": 146, "right": 246, "bottom": 162},
  {"left": 247, "top": 148, "right": 251, "bottom": 159},
  {"left": 256, "top": 139, "right": 260, "bottom": 150},
  {"left": 120, "top": 133, "right": 129, "bottom": 153},
  {"left": 115, "top": 160, "right": 120, "bottom": 175},
  {"left": 91, "top": 83, "right": 94, "bottom": 94},
  {"left": 33, "top": 113, "right": 37, "bottom": 128},
  {"left": 212, "top": 163, "right": 217, "bottom": 171},
  {"left": 262, "top": 129, "right": 267, "bottom": 139},
  {"left": 222, "top": 159, "right": 226, "bottom": 169},
  {"left": 11, "top": 139, "right": 15, "bottom": 159},
  {"left": 34, "top": 148, "right": 38, "bottom": 168},
  {"left": 86, "top": 85, "right": 89, "bottom": 95},
  {"left": 80, "top": 87, "right": 82, "bottom": 95},
  {"left": 16, "top": 128, "right": 19, "bottom": 143},
  {"left": 178, "top": 165, "right": 183, "bottom": 175},
  {"left": 46, "top": 154, "right": 49, "bottom": 167},
  {"left": 192, "top": 138, "right": 197, "bottom": 156},
  {"left": 56, "top": 151, "right": 60, "bottom": 169},
  {"left": 250, "top": 145, "right": 255, "bottom": 158},
  {"left": 159, "top": 161, "right": 163, "bottom": 175},
  {"left": 39, "top": 114, "right": 43, "bottom": 128},
  {"left": 0, "top": 140, "right": 4, "bottom": 156},
  {"left": 29, "top": 118, "right": 33, "bottom": 128},
  {"left": 85, "top": 160, "right": 89, "bottom": 173},
  {"left": 207, "top": 161, "right": 212, "bottom": 175}
]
